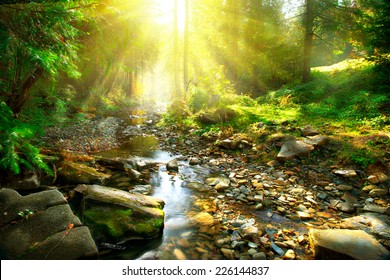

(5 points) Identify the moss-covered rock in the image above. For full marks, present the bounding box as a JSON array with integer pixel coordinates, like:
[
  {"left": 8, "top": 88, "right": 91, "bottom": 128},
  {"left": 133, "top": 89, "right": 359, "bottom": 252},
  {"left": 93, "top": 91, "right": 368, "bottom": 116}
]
[{"left": 75, "top": 185, "right": 165, "bottom": 243}]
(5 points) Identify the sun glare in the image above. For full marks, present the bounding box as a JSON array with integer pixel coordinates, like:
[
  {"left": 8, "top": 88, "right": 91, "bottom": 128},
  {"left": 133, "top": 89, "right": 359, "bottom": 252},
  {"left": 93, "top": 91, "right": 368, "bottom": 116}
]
[{"left": 153, "top": 0, "right": 186, "bottom": 32}]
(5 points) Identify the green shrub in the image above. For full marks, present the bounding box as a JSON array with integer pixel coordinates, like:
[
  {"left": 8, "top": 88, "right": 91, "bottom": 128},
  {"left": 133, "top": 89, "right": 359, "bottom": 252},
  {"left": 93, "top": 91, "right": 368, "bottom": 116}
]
[{"left": 0, "top": 102, "right": 52, "bottom": 175}]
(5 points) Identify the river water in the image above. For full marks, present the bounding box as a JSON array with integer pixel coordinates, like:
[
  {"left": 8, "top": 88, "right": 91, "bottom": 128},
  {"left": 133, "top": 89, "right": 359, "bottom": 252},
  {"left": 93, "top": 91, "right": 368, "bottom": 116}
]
[{"left": 96, "top": 112, "right": 311, "bottom": 260}]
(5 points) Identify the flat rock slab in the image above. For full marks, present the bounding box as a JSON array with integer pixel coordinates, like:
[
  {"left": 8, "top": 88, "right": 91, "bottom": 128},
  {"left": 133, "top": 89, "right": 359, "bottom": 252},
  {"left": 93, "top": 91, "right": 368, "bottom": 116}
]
[
  {"left": 309, "top": 228, "right": 390, "bottom": 260},
  {"left": 0, "top": 188, "right": 97, "bottom": 259}
]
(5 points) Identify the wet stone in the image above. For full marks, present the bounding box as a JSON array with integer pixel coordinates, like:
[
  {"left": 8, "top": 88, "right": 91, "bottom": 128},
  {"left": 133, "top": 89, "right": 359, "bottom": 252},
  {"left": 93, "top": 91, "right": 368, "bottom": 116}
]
[{"left": 252, "top": 252, "right": 267, "bottom": 260}]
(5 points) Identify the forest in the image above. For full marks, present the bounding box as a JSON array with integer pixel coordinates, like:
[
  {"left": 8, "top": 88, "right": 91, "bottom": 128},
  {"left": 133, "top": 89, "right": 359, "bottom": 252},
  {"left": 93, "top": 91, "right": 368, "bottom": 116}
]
[{"left": 0, "top": 0, "right": 389, "bottom": 261}]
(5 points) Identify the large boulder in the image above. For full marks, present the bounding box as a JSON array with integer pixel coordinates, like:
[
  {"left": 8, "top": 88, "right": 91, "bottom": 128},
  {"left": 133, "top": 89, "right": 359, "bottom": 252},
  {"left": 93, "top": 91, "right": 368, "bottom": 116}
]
[
  {"left": 309, "top": 228, "right": 390, "bottom": 260},
  {"left": 74, "top": 185, "right": 165, "bottom": 243},
  {"left": 57, "top": 161, "right": 111, "bottom": 185},
  {"left": 0, "top": 188, "right": 97, "bottom": 259},
  {"left": 277, "top": 140, "right": 314, "bottom": 161}
]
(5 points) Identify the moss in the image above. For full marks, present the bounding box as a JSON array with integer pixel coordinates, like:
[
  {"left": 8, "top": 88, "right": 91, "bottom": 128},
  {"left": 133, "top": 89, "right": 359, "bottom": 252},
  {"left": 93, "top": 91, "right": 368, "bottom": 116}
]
[{"left": 83, "top": 206, "right": 164, "bottom": 241}]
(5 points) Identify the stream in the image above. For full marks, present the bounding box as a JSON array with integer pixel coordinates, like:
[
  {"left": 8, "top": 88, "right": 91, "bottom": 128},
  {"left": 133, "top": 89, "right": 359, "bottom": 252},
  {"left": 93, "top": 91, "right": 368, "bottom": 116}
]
[{"left": 92, "top": 111, "right": 311, "bottom": 260}]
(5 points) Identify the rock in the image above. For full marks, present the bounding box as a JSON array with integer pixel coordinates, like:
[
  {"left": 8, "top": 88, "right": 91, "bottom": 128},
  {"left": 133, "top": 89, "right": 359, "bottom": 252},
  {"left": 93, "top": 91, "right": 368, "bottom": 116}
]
[
  {"left": 124, "top": 167, "right": 142, "bottom": 181},
  {"left": 96, "top": 157, "right": 128, "bottom": 170},
  {"left": 4, "top": 173, "right": 41, "bottom": 191},
  {"left": 239, "top": 222, "right": 259, "bottom": 239},
  {"left": 362, "top": 185, "right": 377, "bottom": 192},
  {"left": 74, "top": 185, "right": 164, "bottom": 242},
  {"left": 221, "top": 248, "right": 235, "bottom": 260},
  {"left": 189, "top": 158, "right": 200, "bottom": 165},
  {"left": 341, "top": 213, "right": 390, "bottom": 240},
  {"left": 215, "top": 182, "right": 230, "bottom": 192},
  {"left": 297, "top": 211, "right": 312, "bottom": 220},
  {"left": 215, "top": 238, "right": 230, "bottom": 247},
  {"left": 334, "top": 170, "right": 357, "bottom": 178},
  {"left": 57, "top": 161, "right": 110, "bottom": 185},
  {"left": 283, "top": 249, "right": 296, "bottom": 260},
  {"left": 338, "top": 202, "right": 355, "bottom": 213},
  {"left": 304, "top": 135, "right": 329, "bottom": 147},
  {"left": 177, "top": 238, "right": 191, "bottom": 248},
  {"left": 252, "top": 252, "right": 267, "bottom": 260},
  {"left": 317, "top": 192, "right": 327, "bottom": 200},
  {"left": 184, "top": 182, "right": 212, "bottom": 192},
  {"left": 248, "top": 248, "right": 257, "bottom": 255},
  {"left": 309, "top": 229, "right": 390, "bottom": 260},
  {"left": 367, "top": 173, "right": 389, "bottom": 184},
  {"left": 255, "top": 203, "right": 264, "bottom": 210},
  {"left": 206, "top": 176, "right": 230, "bottom": 192},
  {"left": 190, "top": 212, "right": 215, "bottom": 227},
  {"left": 335, "top": 185, "right": 353, "bottom": 191},
  {"left": 219, "top": 139, "right": 237, "bottom": 150},
  {"left": 166, "top": 159, "right": 179, "bottom": 172},
  {"left": 128, "top": 185, "right": 152, "bottom": 195},
  {"left": 301, "top": 126, "right": 319, "bottom": 137},
  {"left": 277, "top": 140, "right": 314, "bottom": 161},
  {"left": 363, "top": 204, "right": 389, "bottom": 214},
  {"left": 0, "top": 188, "right": 97, "bottom": 260},
  {"left": 369, "top": 188, "right": 389, "bottom": 197},
  {"left": 173, "top": 248, "right": 187, "bottom": 260},
  {"left": 205, "top": 176, "right": 230, "bottom": 186},
  {"left": 267, "top": 160, "right": 279, "bottom": 167}
]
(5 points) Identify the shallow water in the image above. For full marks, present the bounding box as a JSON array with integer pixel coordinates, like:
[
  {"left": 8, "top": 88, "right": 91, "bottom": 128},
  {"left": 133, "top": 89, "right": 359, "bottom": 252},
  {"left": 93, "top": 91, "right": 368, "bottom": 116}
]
[{"left": 96, "top": 122, "right": 217, "bottom": 259}]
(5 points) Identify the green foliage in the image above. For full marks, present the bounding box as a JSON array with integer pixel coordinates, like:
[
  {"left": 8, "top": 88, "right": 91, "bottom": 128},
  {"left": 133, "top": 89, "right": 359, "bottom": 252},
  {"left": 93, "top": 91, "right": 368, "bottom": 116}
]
[
  {"left": 264, "top": 59, "right": 389, "bottom": 127},
  {"left": 18, "top": 209, "right": 35, "bottom": 220},
  {"left": 0, "top": 102, "right": 52, "bottom": 175},
  {"left": 349, "top": 149, "right": 376, "bottom": 168}
]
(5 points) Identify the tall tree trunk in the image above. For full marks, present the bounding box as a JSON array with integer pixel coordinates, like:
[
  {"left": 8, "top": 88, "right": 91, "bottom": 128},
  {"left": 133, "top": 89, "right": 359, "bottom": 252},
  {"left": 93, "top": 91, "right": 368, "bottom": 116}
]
[
  {"left": 8, "top": 67, "right": 43, "bottom": 115},
  {"left": 173, "top": 0, "right": 181, "bottom": 98},
  {"left": 183, "top": 0, "right": 189, "bottom": 95},
  {"left": 251, "top": 0, "right": 263, "bottom": 92},
  {"left": 227, "top": 0, "right": 239, "bottom": 86},
  {"left": 302, "top": 0, "right": 314, "bottom": 83}
]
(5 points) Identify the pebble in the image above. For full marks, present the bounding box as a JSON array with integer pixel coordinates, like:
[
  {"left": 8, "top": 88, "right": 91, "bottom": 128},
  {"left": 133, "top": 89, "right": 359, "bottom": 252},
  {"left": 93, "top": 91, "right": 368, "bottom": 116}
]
[
  {"left": 335, "top": 185, "right": 353, "bottom": 191},
  {"left": 297, "top": 211, "right": 312, "bottom": 220},
  {"left": 337, "top": 202, "right": 354, "bottom": 213},
  {"left": 255, "top": 203, "right": 264, "bottom": 210},
  {"left": 283, "top": 249, "right": 295, "bottom": 260},
  {"left": 248, "top": 248, "right": 258, "bottom": 255},
  {"left": 174, "top": 248, "right": 187, "bottom": 260},
  {"left": 252, "top": 252, "right": 267, "bottom": 260},
  {"left": 221, "top": 248, "right": 235, "bottom": 260}
]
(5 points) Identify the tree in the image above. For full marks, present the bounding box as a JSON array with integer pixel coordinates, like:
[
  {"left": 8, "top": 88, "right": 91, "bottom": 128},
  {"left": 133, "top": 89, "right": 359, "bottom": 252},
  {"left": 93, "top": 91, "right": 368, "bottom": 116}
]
[
  {"left": 302, "top": 0, "right": 314, "bottom": 82},
  {"left": 173, "top": 0, "right": 181, "bottom": 98},
  {"left": 183, "top": 0, "right": 189, "bottom": 94},
  {"left": 0, "top": 1, "right": 92, "bottom": 115}
]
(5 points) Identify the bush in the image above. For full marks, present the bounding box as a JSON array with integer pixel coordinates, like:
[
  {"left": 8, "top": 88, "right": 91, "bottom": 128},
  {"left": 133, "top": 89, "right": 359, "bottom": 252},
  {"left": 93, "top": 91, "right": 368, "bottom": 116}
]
[{"left": 0, "top": 102, "right": 52, "bottom": 175}]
